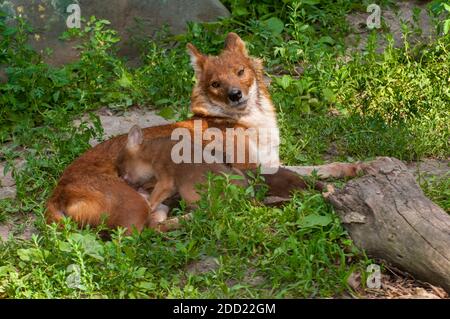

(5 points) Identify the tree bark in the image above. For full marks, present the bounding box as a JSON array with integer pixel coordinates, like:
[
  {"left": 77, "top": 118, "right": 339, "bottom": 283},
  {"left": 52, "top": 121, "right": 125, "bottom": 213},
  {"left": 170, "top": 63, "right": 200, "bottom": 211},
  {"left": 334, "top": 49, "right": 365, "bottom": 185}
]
[{"left": 301, "top": 157, "right": 450, "bottom": 292}]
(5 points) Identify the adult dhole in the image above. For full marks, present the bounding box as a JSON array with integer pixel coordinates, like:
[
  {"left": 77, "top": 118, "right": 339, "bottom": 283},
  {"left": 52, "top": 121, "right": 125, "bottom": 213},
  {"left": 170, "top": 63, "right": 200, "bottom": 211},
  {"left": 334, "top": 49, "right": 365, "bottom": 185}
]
[{"left": 46, "top": 32, "right": 361, "bottom": 233}]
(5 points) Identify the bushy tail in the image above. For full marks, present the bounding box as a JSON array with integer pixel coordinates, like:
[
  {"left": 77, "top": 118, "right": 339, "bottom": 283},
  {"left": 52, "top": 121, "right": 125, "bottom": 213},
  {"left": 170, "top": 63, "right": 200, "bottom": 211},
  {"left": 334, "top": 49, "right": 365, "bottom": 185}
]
[
  {"left": 247, "top": 167, "right": 325, "bottom": 197},
  {"left": 45, "top": 200, "right": 66, "bottom": 224}
]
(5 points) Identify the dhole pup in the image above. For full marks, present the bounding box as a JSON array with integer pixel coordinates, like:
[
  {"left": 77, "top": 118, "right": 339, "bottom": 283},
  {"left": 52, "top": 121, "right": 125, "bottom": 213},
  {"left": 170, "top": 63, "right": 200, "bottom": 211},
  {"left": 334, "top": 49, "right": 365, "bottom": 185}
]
[{"left": 116, "top": 124, "right": 247, "bottom": 227}]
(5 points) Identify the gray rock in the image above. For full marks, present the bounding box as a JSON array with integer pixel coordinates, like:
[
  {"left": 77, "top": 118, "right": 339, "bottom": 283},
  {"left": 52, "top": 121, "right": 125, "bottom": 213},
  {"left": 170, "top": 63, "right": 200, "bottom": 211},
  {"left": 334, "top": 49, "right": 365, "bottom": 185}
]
[
  {"left": 0, "top": 224, "right": 9, "bottom": 242},
  {"left": 0, "top": 69, "right": 7, "bottom": 83},
  {"left": 0, "top": 163, "right": 15, "bottom": 187},
  {"left": 1, "top": 0, "right": 229, "bottom": 66},
  {"left": 0, "top": 186, "right": 16, "bottom": 200},
  {"left": 406, "top": 159, "right": 450, "bottom": 181},
  {"left": 97, "top": 108, "right": 172, "bottom": 141},
  {"left": 0, "top": 162, "right": 17, "bottom": 200},
  {"left": 346, "top": 1, "right": 436, "bottom": 53},
  {"left": 74, "top": 107, "right": 173, "bottom": 146}
]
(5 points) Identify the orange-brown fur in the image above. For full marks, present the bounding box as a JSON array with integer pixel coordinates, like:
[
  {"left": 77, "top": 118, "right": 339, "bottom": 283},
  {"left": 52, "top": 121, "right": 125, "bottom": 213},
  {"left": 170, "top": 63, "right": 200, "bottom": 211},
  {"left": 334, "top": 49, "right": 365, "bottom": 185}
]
[
  {"left": 46, "top": 32, "right": 359, "bottom": 233},
  {"left": 46, "top": 33, "right": 278, "bottom": 232},
  {"left": 46, "top": 119, "right": 246, "bottom": 233},
  {"left": 116, "top": 125, "right": 247, "bottom": 227}
]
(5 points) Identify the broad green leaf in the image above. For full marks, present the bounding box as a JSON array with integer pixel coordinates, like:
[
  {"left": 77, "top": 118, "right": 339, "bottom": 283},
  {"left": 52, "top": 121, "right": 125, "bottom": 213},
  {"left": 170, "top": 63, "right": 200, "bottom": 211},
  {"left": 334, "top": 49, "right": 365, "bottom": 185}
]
[
  {"left": 17, "top": 248, "right": 49, "bottom": 263},
  {"left": 58, "top": 241, "right": 72, "bottom": 253},
  {"left": 229, "top": 174, "right": 245, "bottom": 180},
  {"left": 233, "top": 6, "right": 249, "bottom": 16},
  {"left": 118, "top": 72, "right": 132, "bottom": 88},
  {"left": 303, "top": 0, "right": 320, "bottom": 5},
  {"left": 298, "top": 214, "right": 332, "bottom": 228},
  {"left": 444, "top": 20, "right": 450, "bottom": 35},
  {"left": 323, "top": 88, "right": 336, "bottom": 103},
  {"left": 135, "top": 267, "right": 147, "bottom": 278},
  {"left": 158, "top": 107, "right": 175, "bottom": 119},
  {"left": 293, "top": 96, "right": 303, "bottom": 106},
  {"left": 53, "top": 91, "right": 60, "bottom": 102},
  {"left": 137, "top": 281, "right": 156, "bottom": 290},
  {"left": 154, "top": 98, "right": 172, "bottom": 105},
  {"left": 294, "top": 97, "right": 311, "bottom": 113},
  {"left": 264, "top": 17, "right": 284, "bottom": 35},
  {"left": 0, "top": 265, "right": 15, "bottom": 277},
  {"left": 68, "top": 233, "right": 104, "bottom": 261},
  {"left": 319, "top": 36, "right": 335, "bottom": 45},
  {"left": 3, "top": 27, "right": 17, "bottom": 36},
  {"left": 276, "top": 75, "right": 292, "bottom": 90}
]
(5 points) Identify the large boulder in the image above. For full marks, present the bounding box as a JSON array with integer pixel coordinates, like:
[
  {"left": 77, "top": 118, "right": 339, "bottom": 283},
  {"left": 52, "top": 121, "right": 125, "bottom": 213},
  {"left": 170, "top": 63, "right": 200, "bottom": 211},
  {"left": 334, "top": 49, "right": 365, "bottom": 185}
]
[{"left": 0, "top": 0, "right": 230, "bottom": 65}]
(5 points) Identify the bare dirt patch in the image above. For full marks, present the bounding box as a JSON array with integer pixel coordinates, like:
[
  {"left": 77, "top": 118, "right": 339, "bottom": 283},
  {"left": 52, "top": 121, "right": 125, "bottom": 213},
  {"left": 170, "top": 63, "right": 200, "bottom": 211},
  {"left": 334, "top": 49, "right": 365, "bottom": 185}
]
[
  {"left": 0, "top": 214, "right": 37, "bottom": 243},
  {"left": 186, "top": 256, "right": 220, "bottom": 275}
]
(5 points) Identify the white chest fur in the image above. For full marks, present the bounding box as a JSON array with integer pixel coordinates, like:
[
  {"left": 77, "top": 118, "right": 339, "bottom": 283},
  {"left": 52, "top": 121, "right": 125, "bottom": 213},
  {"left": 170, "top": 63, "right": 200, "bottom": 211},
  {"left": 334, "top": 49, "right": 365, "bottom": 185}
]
[{"left": 240, "top": 93, "right": 280, "bottom": 171}]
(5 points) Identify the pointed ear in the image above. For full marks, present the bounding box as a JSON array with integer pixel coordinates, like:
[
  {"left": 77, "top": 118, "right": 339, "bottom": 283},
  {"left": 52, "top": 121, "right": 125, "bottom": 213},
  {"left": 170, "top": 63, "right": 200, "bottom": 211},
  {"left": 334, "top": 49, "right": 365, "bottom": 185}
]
[
  {"left": 186, "top": 43, "right": 206, "bottom": 75},
  {"left": 127, "top": 125, "right": 143, "bottom": 149},
  {"left": 224, "top": 32, "right": 248, "bottom": 56}
]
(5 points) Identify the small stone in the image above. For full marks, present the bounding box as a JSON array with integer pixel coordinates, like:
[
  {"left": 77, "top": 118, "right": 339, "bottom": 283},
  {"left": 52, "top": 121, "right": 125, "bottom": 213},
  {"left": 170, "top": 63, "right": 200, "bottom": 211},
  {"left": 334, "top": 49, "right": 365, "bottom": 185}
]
[
  {"left": 186, "top": 256, "right": 219, "bottom": 275},
  {"left": 342, "top": 211, "right": 366, "bottom": 224},
  {"left": 0, "top": 186, "right": 16, "bottom": 200},
  {"left": 0, "top": 224, "right": 10, "bottom": 242},
  {"left": 345, "top": 2, "right": 434, "bottom": 54},
  {"left": 0, "top": 215, "right": 37, "bottom": 242},
  {"left": 0, "top": 169, "right": 15, "bottom": 187}
]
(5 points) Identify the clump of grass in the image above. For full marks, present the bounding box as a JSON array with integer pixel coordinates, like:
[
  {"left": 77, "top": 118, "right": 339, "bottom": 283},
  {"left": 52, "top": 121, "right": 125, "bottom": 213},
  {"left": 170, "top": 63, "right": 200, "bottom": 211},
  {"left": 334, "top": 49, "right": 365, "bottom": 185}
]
[
  {"left": 276, "top": 31, "right": 449, "bottom": 163},
  {"left": 420, "top": 174, "right": 450, "bottom": 213}
]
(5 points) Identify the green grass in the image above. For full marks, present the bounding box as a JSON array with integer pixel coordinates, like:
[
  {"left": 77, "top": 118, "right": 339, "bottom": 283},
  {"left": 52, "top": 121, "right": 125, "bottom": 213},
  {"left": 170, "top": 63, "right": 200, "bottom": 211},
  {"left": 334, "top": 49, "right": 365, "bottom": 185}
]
[
  {"left": 0, "top": 173, "right": 367, "bottom": 298},
  {"left": 420, "top": 174, "right": 450, "bottom": 214},
  {"left": 274, "top": 32, "right": 450, "bottom": 164},
  {"left": 0, "top": 0, "right": 449, "bottom": 298}
]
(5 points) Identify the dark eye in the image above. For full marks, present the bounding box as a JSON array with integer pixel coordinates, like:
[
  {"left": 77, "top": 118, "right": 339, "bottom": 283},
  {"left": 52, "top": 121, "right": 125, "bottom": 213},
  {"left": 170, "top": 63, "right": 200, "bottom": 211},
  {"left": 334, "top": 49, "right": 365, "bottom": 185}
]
[
  {"left": 211, "top": 81, "right": 220, "bottom": 88},
  {"left": 237, "top": 68, "right": 244, "bottom": 76}
]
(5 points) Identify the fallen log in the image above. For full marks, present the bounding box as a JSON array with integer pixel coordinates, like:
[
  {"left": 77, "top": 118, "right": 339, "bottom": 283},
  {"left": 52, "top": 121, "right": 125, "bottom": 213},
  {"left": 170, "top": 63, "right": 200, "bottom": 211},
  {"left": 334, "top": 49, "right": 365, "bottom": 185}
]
[{"left": 309, "top": 157, "right": 450, "bottom": 292}]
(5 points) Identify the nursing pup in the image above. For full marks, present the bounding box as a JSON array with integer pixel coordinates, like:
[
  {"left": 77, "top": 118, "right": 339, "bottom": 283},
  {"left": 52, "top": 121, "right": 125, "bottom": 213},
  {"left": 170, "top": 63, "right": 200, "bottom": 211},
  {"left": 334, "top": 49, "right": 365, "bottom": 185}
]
[{"left": 116, "top": 125, "right": 247, "bottom": 228}]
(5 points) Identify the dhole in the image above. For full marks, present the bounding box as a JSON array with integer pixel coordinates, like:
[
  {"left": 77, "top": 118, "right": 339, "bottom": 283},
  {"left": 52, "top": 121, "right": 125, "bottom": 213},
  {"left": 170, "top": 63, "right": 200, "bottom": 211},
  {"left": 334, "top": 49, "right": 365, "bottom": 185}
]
[{"left": 46, "top": 32, "right": 362, "bottom": 233}]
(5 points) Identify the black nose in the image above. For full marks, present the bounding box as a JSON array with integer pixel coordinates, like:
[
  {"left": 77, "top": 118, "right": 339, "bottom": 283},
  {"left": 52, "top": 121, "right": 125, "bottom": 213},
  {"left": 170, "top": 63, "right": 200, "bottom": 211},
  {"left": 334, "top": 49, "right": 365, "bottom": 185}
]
[{"left": 228, "top": 88, "right": 242, "bottom": 102}]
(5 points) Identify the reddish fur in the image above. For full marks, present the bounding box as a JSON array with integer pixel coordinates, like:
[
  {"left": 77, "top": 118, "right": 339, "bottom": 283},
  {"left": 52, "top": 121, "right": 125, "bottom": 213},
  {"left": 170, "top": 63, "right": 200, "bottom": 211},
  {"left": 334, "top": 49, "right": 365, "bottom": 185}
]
[
  {"left": 116, "top": 129, "right": 247, "bottom": 214},
  {"left": 46, "top": 33, "right": 354, "bottom": 233},
  {"left": 47, "top": 33, "right": 271, "bottom": 232},
  {"left": 46, "top": 119, "right": 247, "bottom": 232}
]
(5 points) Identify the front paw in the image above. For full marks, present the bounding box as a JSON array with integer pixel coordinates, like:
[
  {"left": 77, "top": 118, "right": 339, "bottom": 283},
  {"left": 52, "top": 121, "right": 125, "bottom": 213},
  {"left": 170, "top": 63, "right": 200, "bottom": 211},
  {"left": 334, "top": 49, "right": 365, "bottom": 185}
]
[{"left": 148, "top": 204, "right": 169, "bottom": 227}]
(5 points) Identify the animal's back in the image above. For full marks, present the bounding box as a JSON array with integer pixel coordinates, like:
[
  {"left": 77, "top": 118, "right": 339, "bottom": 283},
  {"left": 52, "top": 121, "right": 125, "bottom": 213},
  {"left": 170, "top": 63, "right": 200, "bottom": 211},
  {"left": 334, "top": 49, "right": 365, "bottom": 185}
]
[{"left": 46, "top": 120, "right": 193, "bottom": 227}]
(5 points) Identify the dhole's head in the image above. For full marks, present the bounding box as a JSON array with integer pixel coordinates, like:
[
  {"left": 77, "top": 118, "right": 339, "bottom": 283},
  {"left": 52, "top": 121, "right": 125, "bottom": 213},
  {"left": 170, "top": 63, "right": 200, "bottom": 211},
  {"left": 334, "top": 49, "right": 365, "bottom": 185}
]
[
  {"left": 116, "top": 125, "right": 153, "bottom": 188},
  {"left": 187, "top": 32, "right": 265, "bottom": 117}
]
